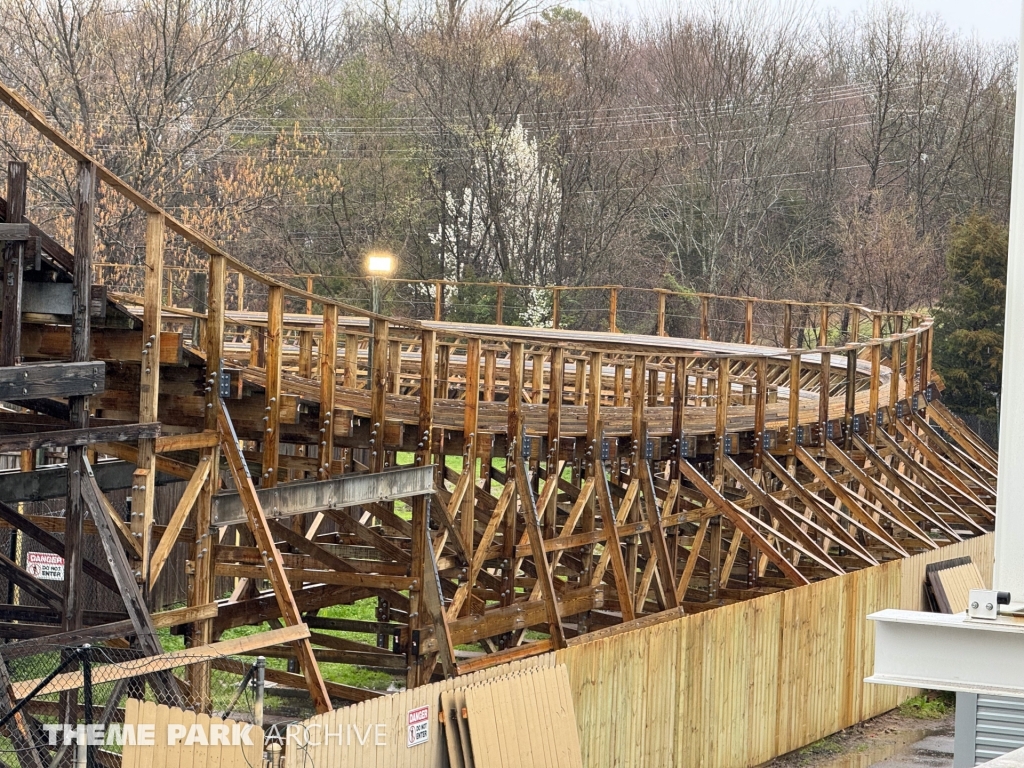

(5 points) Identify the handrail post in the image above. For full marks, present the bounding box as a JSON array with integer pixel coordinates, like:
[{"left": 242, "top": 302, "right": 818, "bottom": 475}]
[
  {"left": 657, "top": 291, "right": 667, "bottom": 336},
  {"left": 552, "top": 288, "right": 561, "bottom": 328},
  {"left": 609, "top": 287, "right": 618, "bottom": 333},
  {"left": 869, "top": 314, "right": 882, "bottom": 440}
]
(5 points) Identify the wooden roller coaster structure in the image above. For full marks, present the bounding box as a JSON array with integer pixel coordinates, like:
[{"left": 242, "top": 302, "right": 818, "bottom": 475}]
[{"left": 0, "top": 78, "right": 999, "bottom": 715}]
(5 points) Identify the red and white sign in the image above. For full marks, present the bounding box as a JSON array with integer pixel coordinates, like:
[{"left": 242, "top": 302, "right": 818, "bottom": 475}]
[
  {"left": 26, "top": 552, "right": 64, "bottom": 581},
  {"left": 407, "top": 705, "right": 429, "bottom": 747}
]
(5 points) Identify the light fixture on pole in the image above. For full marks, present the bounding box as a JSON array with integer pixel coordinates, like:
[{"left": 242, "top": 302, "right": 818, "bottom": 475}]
[{"left": 365, "top": 250, "right": 396, "bottom": 383}]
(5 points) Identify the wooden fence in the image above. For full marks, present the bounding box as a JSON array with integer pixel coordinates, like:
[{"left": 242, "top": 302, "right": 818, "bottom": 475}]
[
  {"left": 279, "top": 533, "right": 993, "bottom": 768},
  {"left": 120, "top": 699, "right": 265, "bottom": 768},
  {"left": 557, "top": 533, "right": 994, "bottom": 768},
  {"left": 283, "top": 657, "right": 557, "bottom": 768}
]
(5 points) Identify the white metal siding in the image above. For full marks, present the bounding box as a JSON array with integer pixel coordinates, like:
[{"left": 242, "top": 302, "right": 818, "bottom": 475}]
[{"left": 976, "top": 696, "right": 1024, "bottom": 764}]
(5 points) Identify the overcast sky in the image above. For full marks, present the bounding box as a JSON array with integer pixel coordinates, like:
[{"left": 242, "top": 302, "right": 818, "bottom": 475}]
[{"left": 565, "top": 0, "right": 1021, "bottom": 44}]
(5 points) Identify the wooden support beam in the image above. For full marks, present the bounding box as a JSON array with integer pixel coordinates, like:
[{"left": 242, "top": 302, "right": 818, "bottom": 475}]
[
  {"left": 0, "top": 360, "right": 104, "bottom": 401},
  {"left": 722, "top": 456, "right": 844, "bottom": 575},
  {"left": 1, "top": 162, "right": 27, "bottom": 366},
  {"left": 211, "top": 657, "right": 380, "bottom": 704},
  {"left": 80, "top": 457, "right": 180, "bottom": 700},
  {"left": 869, "top": 316, "right": 882, "bottom": 441},
  {"left": 63, "top": 160, "right": 95, "bottom": 666},
  {"left": 0, "top": 422, "right": 160, "bottom": 453},
  {"left": 191, "top": 251, "right": 224, "bottom": 712},
  {"left": 217, "top": 399, "right": 332, "bottom": 714},
  {"left": 369, "top": 319, "right": 388, "bottom": 473},
  {"left": 714, "top": 358, "right": 729, "bottom": 484},
  {"left": 344, "top": 333, "right": 360, "bottom": 389},
  {"left": 12, "top": 624, "right": 309, "bottom": 699},
  {"left": 754, "top": 357, "right": 766, "bottom": 468},
  {"left": 318, "top": 304, "right": 338, "bottom": 479},
  {"left": 135, "top": 212, "right": 164, "bottom": 590},
  {"left": 818, "top": 350, "right": 831, "bottom": 447},
  {"left": 758, "top": 452, "right": 880, "bottom": 566},
  {"left": 8, "top": 603, "right": 218, "bottom": 656},
  {"left": 262, "top": 285, "right": 283, "bottom": 486},
  {"left": 20, "top": 326, "right": 182, "bottom": 364},
  {"left": 463, "top": 337, "right": 480, "bottom": 564},
  {"left": 0, "top": 223, "right": 29, "bottom": 242},
  {"left": 793, "top": 446, "right": 912, "bottom": 556},
  {"left": 298, "top": 329, "right": 313, "bottom": 377},
  {"left": 593, "top": 462, "right": 634, "bottom": 620},
  {"left": 148, "top": 456, "right": 211, "bottom": 588},
  {"left": 154, "top": 431, "right": 219, "bottom": 453},
  {"left": 826, "top": 443, "right": 942, "bottom": 550},
  {"left": 408, "top": 328, "right": 436, "bottom": 686},
  {"left": 677, "top": 459, "right": 810, "bottom": 586}
]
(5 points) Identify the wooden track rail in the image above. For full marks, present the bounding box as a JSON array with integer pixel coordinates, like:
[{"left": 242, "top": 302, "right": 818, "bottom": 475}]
[{"left": 0, "top": 76, "right": 998, "bottom": 713}]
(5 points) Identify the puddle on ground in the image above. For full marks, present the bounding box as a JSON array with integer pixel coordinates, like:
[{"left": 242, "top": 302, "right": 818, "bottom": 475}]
[{"left": 810, "top": 729, "right": 939, "bottom": 768}]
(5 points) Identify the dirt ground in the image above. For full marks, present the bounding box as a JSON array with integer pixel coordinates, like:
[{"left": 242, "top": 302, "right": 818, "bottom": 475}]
[{"left": 761, "top": 699, "right": 956, "bottom": 768}]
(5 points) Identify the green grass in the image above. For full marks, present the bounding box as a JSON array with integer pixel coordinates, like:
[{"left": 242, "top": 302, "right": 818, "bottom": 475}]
[
  {"left": 797, "top": 736, "right": 844, "bottom": 759},
  {"left": 898, "top": 692, "right": 954, "bottom": 719}
]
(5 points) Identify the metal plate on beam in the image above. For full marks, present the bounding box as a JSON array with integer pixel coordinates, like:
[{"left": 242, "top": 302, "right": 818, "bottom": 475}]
[{"left": 211, "top": 464, "right": 435, "bottom": 526}]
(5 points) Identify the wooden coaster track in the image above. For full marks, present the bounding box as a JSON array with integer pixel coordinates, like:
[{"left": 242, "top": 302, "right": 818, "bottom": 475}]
[{"left": 0, "top": 77, "right": 998, "bottom": 714}]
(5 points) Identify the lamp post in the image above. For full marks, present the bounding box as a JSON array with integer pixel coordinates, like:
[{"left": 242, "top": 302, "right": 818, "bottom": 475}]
[{"left": 365, "top": 251, "right": 396, "bottom": 380}]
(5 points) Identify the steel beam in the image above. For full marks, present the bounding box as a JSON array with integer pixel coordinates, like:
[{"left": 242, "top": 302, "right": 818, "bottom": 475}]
[
  {"left": 211, "top": 464, "right": 435, "bottom": 526},
  {"left": 868, "top": 609, "right": 1024, "bottom": 697}
]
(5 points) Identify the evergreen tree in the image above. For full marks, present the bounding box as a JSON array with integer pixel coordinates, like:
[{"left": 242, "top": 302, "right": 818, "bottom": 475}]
[{"left": 932, "top": 213, "right": 1008, "bottom": 417}]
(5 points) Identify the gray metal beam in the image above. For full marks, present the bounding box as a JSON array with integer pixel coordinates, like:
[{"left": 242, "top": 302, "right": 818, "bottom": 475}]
[
  {"left": 868, "top": 609, "right": 1024, "bottom": 697},
  {"left": 0, "top": 459, "right": 180, "bottom": 503},
  {"left": 211, "top": 465, "right": 435, "bottom": 526}
]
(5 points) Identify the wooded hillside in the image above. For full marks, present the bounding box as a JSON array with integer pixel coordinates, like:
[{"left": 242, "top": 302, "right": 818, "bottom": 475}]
[{"left": 0, "top": 0, "right": 1014, "bottom": 330}]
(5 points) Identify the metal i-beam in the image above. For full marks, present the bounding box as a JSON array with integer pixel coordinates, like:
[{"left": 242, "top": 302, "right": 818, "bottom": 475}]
[
  {"left": 868, "top": 610, "right": 1024, "bottom": 697},
  {"left": 211, "top": 464, "right": 435, "bottom": 526}
]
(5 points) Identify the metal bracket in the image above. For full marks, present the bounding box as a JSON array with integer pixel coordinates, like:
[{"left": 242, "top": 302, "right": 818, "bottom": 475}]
[
  {"left": 219, "top": 368, "right": 231, "bottom": 398},
  {"left": 600, "top": 439, "right": 611, "bottom": 462},
  {"left": 643, "top": 438, "right": 654, "bottom": 459}
]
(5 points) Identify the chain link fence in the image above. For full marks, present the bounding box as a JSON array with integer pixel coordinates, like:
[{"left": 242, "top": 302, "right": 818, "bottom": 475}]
[{"left": 0, "top": 642, "right": 284, "bottom": 768}]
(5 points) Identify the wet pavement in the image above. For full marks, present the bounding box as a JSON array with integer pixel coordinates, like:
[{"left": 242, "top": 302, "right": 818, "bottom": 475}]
[{"left": 815, "top": 729, "right": 954, "bottom": 768}]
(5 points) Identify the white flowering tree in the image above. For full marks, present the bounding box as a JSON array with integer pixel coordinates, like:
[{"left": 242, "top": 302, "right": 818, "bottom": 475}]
[{"left": 430, "top": 118, "right": 561, "bottom": 325}]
